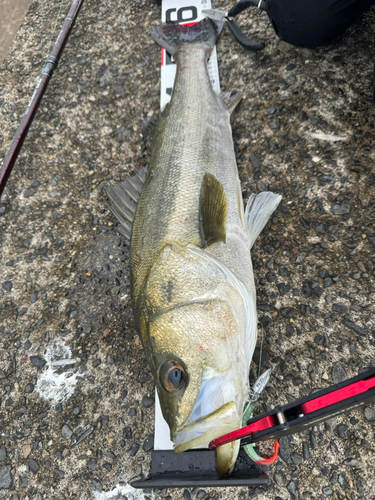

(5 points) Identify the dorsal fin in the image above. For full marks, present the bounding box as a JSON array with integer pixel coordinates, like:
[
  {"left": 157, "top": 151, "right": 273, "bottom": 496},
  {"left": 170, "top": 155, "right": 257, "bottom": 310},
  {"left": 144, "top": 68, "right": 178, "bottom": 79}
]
[
  {"left": 141, "top": 113, "right": 159, "bottom": 147},
  {"left": 103, "top": 167, "right": 148, "bottom": 241},
  {"left": 199, "top": 173, "right": 228, "bottom": 247},
  {"left": 141, "top": 103, "right": 170, "bottom": 147}
]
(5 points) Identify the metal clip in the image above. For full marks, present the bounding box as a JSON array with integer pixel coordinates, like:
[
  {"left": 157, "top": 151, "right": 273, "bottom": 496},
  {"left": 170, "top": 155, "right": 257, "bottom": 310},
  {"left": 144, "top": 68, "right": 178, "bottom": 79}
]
[
  {"left": 201, "top": 8, "right": 228, "bottom": 23},
  {"left": 249, "top": 368, "right": 272, "bottom": 403}
]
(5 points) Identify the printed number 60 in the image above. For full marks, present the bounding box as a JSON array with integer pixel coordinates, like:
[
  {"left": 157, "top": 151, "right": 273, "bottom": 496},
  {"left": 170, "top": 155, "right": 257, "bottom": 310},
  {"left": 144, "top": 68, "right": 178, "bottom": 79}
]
[{"left": 166, "top": 6, "right": 198, "bottom": 24}]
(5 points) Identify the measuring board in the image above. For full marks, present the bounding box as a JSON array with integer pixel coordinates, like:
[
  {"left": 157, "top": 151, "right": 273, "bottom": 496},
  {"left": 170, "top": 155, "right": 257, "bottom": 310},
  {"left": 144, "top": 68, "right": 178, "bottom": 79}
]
[
  {"left": 160, "top": 0, "right": 221, "bottom": 109},
  {"left": 154, "top": 0, "right": 221, "bottom": 452}
]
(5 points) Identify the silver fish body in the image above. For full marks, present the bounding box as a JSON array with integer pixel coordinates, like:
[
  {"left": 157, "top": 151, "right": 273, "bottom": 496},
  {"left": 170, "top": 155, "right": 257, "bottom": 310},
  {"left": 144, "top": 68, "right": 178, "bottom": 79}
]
[{"left": 105, "top": 19, "right": 281, "bottom": 476}]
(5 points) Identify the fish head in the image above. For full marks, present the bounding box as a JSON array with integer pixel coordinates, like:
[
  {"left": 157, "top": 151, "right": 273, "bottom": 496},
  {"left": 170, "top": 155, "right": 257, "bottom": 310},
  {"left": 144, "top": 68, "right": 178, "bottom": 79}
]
[{"left": 138, "top": 243, "right": 257, "bottom": 475}]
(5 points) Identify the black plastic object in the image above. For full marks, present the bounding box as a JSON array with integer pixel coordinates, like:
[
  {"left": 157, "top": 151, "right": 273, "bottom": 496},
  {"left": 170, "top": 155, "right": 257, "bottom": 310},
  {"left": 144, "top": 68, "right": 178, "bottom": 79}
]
[
  {"left": 242, "top": 368, "right": 375, "bottom": 446},
  {"left": 131, "top": 449, "right": 268, "bottom": 488},
  {"left": 228, "top": 0, "right": 268, "bottom": 18},
  {"left": 226, "top": 18, "right": 265, "bottom": 51},
  {"left": 265, "top": 0, "right": 375, "bottom": 49},
  {"left": 226, "top": 0, "right": 267, "bottom": 52}
]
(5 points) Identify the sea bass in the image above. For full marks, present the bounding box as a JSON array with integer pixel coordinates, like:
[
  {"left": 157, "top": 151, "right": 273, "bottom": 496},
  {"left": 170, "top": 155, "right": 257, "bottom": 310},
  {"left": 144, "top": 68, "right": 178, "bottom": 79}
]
[{"left": 105, "top": 18, "right": 281, "bottom": 476}]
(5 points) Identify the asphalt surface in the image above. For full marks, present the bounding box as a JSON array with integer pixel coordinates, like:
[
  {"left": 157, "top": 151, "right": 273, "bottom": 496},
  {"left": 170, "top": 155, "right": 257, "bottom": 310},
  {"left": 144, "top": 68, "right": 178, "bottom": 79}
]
[{"left": 0, "top": 1, "right": 375, "bottom": 499}]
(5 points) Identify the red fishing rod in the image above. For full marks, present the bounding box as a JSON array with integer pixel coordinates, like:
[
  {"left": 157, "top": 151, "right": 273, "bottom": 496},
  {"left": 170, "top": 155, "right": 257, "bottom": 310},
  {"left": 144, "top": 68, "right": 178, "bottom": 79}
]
[{"left": 0, "top": 0, "right": 85, "bottom": 197}]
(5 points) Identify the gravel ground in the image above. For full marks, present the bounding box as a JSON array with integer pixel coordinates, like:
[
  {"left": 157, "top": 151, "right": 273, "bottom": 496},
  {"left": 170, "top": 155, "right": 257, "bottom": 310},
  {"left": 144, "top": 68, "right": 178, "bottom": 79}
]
[{"left": 0, "top": 1, "right": 375, "bottom": 499}]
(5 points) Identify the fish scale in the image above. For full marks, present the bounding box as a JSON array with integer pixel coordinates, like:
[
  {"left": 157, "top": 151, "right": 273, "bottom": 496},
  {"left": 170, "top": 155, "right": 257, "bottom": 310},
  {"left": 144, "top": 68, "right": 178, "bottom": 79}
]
[{"left": 132, "top": 45, "right": 250, "bottom": 303}]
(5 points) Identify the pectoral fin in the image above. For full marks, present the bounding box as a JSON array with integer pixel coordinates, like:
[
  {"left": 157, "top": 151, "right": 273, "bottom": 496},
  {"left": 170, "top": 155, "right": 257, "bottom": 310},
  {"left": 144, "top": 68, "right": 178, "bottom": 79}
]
[
  {"left": 245, "top": 191, "right": 282, "bottom": 248},
  {"left": 199, "top": 173, "right": 228, "bottom": 247},
  {"left": 103, "top": 167, "right": 148, "bottom": 241}
]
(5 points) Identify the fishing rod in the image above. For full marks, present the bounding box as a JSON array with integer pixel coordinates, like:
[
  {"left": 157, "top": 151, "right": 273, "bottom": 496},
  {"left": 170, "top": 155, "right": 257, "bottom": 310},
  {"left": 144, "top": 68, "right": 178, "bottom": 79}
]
[{"left": 0, "top": 0, "right": 85, "bottom": 197}]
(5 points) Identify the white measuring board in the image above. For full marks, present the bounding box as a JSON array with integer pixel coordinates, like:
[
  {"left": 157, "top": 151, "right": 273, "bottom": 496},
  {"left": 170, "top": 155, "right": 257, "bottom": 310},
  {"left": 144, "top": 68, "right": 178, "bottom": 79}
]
[
  {"left": 154, "top": 390, "right": 174, "bottom": 451},
  {"left": 160, "top": 0, "right": 221, "bottom": 109},
  {"left": 154, "top": 0, "right": 221, "bottom": 451}
]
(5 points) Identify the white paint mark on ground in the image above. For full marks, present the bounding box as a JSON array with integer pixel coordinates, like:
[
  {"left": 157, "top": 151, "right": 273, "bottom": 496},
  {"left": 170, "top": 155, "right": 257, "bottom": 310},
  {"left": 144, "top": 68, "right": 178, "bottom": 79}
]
[
  {"left": 93, "top": 483, "right": 153, "bottom": 500},
  {"left": 36, "top": 342, "right": 79, "bottom": 403},
  {"left": 310, "top": 132, "right": 348, "bottom": 142}
]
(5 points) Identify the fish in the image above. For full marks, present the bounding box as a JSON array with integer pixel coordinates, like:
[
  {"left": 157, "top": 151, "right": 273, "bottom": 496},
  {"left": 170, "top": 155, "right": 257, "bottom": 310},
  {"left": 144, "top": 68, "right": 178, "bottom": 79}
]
[{"left": 104, "top": 18, "right": 281, "bottom": 477}]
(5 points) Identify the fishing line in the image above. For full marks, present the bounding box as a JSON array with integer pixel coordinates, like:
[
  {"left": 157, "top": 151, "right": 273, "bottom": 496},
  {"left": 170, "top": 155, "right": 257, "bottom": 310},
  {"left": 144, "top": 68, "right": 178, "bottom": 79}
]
[
  {"left": 257, "top": 321, "right": 264, "bottom": 380},
  {"left": 241, "top": 324, "right": 280, "bottom": 464}
]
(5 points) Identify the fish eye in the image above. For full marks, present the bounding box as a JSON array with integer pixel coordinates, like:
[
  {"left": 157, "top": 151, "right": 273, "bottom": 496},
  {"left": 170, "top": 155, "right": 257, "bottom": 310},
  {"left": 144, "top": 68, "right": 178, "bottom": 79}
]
[{"left": 159, "top": 360, "right": 186, "bottom": 392}]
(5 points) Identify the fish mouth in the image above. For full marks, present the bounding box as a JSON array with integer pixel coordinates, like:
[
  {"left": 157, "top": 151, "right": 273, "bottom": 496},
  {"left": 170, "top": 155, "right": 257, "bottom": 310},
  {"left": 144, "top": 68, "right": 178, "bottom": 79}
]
[{"left": 173, "top": 400, "right": 241, "bottom": 454}]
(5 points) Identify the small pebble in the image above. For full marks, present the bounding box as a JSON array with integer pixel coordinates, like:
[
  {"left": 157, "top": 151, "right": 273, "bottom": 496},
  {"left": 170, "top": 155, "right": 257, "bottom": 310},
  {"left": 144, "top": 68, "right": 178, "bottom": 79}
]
[
  {"left": 332, "top": 363, "right": 347, "bottom": 384},
  {"left": 332, "top": 303, "right": 348, "bottom": 314},
  {"left": 55, "top": 403, "right": 63, "bottom": 413},
  {"left": 336, "top": 423, "right": 348, "bottom": 438},
  {"left": 364, "top": 406, "right": 375, "bottom": 422},
  {"left": 30, "top": 356, "right": 46, "bottom": 370},
  {"left": 323, "top": 277, "right": 333, "bottom": 288},
  {"left": 301, "top": 279, "right": 312, "bottom": 298},
  {"left": 331, "top": 204, "right": 350, "bottom": 215},
  {"left": 343, "top": 458, "right": 362, "bottom": 467},
  {"left": 128, "top": 443, "right": 139, "bottom": 457},
  {"left": 87, "top": 458, "right": 97, "bottom": 471},
  {"left": 29, "top": 459, "right": 39, "bottom": 475},
  {"left": 287, "top": 480, "right": 299, "bottom": 500},
  {"left": 121, "top": 390, "right": 128, "bottom": 400},
  {"left": 279, "top": 436, "right": 291, "bottom": 464},
  {"left": 3, "top": 281, "right": 13, "bottom": 292},
  {"left": 25, "top": 383, "right": 34, "bottom": 393},
  {"left": 292, "top": 453, "right": 303, "bottom": 466},
  {"left": 183, "top": 490, "right": 191, "bottom": 500},
  {"left": 143, "top": 434, "right": 154, "bottom": 452},
  {"left": 303, "top": 442, "right": 310, "bottom": 460},
  {"left": 0, "top": 466, "right": 13, "bottom": 489},
  {"left": 196, "top": 490, "right": 208, "bottom": 500},
  {"left": 55, "top": 468, "right": 65, "bottom": 478},
  {"left": 322, "top": 486, "right": 333, "bottom": 495},
  {"left": 142, "top": 396, "right": 155, "bottom": 408},
  {"left": 61, "top": 424, "right": 73, "bottom": 439},
  {"left": 274, "top": 471, "right": 286, "bottom": 486}
]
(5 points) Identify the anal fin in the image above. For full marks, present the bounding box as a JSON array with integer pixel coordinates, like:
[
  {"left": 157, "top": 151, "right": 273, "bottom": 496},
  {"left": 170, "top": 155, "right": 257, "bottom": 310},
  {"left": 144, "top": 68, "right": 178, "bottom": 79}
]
[
  {"left": 245, "top": 191, "right": 282, "bottom": 249},
  {"left": 103, "top": 167, "right": 148, "bottom": 241},
  {"left": 199, "top": 173, "right": 228, "bottom": 247}
]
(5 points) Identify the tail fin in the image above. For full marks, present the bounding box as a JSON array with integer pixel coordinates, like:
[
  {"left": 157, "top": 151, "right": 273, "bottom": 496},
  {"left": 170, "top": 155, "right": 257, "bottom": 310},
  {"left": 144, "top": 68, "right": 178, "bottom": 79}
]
[{"left": 151, "top": 18, "right": 223, "bottom": 56}]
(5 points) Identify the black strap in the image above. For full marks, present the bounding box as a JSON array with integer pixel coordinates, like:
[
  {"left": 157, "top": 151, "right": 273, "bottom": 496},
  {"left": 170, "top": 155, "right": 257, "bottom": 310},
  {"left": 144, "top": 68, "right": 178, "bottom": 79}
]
[
  {"left": 226, "top": 18, "right": 265, "bottom": 51},
  {"left": 228, "top": 0, "right": 267, "bottom": 17},
  {"left": 225, "top": 0, "right": 267, "bottom": 51}
]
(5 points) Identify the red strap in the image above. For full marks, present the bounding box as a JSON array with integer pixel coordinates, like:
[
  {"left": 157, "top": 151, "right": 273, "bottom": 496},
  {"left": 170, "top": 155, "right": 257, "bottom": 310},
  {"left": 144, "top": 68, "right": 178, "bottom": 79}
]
[{"left": 255, "top": 441, "right": 280, "bottom": 465}]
